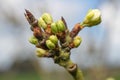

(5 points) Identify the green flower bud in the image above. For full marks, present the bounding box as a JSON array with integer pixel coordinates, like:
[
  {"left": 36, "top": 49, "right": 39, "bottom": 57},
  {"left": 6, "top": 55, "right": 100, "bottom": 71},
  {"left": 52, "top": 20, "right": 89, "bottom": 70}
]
[
  {"left": 51, "top": 22, "right": 58, "bottom": 34},
  {"left": 38, "top": 17, "right": 47, "bottom": 29},
  {"left": 41, "top": 13, "right": 53, "bottom": 24},
  {"left": 49, "top": 35, "right": 58, "bottom": 44},
  {"left": 82, "top": 9, "right": 101, "bottom": 27},
  {"left": 73, "top": 36, "right": 82, "bottom": 48},
  {"left": 56, "top": 20, "right": 66, "bottom": 32},
  {"left": 29, "top": 36, "right": 38, "bottom": 45},
  {"left": 46, "top": 40, "right": 55, "bottom": 49},
  {"left": 36, "top": 48, "right": 46, "bottom": 57},
  {"left": 60, "top": 52, "right": 69, "bottom": 61},
  {"left": 74, "top": 36, "right": 81, "bottom": 40},
  {"left": 86, "top": 9, "right": 94, "bottom": 20}
]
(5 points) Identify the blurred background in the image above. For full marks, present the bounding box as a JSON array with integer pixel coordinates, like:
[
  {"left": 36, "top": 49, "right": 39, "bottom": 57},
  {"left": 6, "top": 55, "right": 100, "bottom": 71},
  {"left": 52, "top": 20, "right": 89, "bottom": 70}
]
[{"left": 0, "top": 0, "right": 120, "bottom": 80}]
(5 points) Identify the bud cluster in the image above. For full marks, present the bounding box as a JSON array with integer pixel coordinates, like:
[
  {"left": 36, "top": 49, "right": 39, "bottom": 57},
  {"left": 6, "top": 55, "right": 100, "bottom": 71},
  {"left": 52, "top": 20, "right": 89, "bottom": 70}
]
[{"left": 24, "top": 9, "right": 101, "bottom": 59}]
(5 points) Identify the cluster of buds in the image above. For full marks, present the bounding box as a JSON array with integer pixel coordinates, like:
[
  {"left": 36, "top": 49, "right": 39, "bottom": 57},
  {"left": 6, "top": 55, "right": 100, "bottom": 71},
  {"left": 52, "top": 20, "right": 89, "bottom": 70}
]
[
  {"left": 24, "top": 9, "right": 101, "bottom": 61},
  {"left": 51, "top": 20, "right": 66, "bottom": 34}
]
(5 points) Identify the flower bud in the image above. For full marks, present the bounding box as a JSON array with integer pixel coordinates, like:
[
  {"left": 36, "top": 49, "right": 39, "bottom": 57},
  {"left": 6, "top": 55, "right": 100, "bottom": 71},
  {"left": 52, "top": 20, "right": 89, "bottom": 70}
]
[
  {"left": 46, "top": 40, "right": 55, "bottom": 49},
  {"left": 36, "top": 48, "right": 46, "bottom": 57},
  {"left": 49, "top": 35, "right": 58, "bottom": 44},
  {"left": 38, "top": 17, "right": 47, "bottom": 29},
  {"left": 60, "top": 52, "right": 69, "bottom": 61},
  {"left": 29, "top": 36, "right": 38, "bottom": 45},
  {"left": 41, "top": 13, "right": 53, "bottom": 24},
  {"left": 74, "top": 36, "right": 81, "bottom": 40},
  {"left": 82, "top": 9, "right": 101, "bottom": 27},
  {"left": 73, "top": 36, "right": 82, "bottom": 48},
  {"left": 51, "top": 22, "right": 58, "bottom": 34},
  {"left": 56, "top": 20, "right": 66, "bottom": 32}
]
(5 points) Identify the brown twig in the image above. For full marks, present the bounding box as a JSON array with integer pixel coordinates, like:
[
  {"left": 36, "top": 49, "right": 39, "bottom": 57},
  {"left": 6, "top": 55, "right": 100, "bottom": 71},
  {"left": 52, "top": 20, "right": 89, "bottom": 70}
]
[{"left": 70, "top": 23, "right": 84, "bottom": 38}]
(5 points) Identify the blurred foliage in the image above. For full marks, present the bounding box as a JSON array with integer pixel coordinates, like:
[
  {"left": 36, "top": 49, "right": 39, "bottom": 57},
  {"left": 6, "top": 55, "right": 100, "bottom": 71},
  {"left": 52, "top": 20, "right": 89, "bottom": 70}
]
[
  {"left": 0, "top": 72, "right": 40, "bottom": 80},
  {"left": 0, "top": 69, "right": 120, "bottom": 80}
]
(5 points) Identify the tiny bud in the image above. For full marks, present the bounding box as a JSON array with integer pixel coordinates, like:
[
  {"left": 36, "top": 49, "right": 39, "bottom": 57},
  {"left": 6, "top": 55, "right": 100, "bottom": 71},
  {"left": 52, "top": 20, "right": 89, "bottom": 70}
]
[
  {"left": 56, "top": 20, "right": 66, "bottom": 32},
  {"left": 46, "top": 40, "right": 55, "bottom": 49},
  {"left": 49, "top": 35, "right": 58, "bottom": 44},
  {"left": 73, "top": 36, "right": 82, "bottom": 48},
  {"left": 36, "top": 48, "right": 46, "bottom": 57},
  {"left": 41, "top": 13, "right": 53, "bottom": 24},
  {"left": 38, "top": 17, "right": 47, "bottom": 29},
  {"left": 74, "top": 36, "right": 81, "bottom": 40},
  {"left": 51, "top": 22, "right": 58, "bottom": 34},
  {"left": 86, "top": 9, "right": 94, "bottom": 19},
  {"left": 82, "top": 9, "right": 101, "bottom": 27},
  {"left": 60, "top": 52, "right": 70, "bottom": 61},
  {"left": 29, "top": 36, "right": 38, "bottom": 45}
]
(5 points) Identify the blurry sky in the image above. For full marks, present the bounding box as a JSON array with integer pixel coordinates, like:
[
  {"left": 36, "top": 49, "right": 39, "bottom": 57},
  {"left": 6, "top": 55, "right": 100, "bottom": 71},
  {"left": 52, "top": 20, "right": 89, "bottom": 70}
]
[
  {"left": 100, "top": 0, "right": 120, "bottom": 66},
  {"left": 0, "top": 0, "right": 120, "bottom": 71}
]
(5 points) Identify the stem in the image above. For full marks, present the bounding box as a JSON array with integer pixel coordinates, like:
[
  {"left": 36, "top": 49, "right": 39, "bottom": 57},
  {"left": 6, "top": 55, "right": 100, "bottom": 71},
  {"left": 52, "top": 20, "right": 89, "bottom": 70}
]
[
  {"left": 68, "top": 64, "right": 84, "bottom": 80},
  {"left": 55, "top": 51, "right": 84, "bottom": 80},
  {"left": 70, "top": 23, "right": 84, "bottom": 38},
  {"left": 65, "top": 60, "right": 84, "bottom": 80}
]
